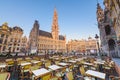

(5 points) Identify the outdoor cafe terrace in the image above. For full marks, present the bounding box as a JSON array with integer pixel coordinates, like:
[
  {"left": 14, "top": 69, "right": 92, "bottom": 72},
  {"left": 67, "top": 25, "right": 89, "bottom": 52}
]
[{"left": 0, "top": 54, "right": 120, "bottom": 80}]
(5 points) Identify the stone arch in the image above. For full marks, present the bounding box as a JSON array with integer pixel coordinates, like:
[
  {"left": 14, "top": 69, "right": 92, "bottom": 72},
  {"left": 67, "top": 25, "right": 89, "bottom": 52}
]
[
  {"left": 105, "top": 25, "right": 111, "bottom": 35},
  {"left": 108, "top": 39, "right": 116, "bottom": 57}
]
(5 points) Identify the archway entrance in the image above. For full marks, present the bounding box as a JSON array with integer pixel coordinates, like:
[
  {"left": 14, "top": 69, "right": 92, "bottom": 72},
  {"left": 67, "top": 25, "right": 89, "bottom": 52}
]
[{"left": 108, "top": 39, "right": 116, "bottom": 57}]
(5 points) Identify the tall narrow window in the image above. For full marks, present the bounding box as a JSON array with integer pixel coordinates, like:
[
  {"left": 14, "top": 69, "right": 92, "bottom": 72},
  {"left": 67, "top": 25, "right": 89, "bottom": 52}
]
[
  {"left": 1, "top": 34, "right": 4, "bottom": 38},
  {"left": 105, "top": 25, "right": 111, "bottom": 35},
  {"left": 0, "top": 39, "right": 3, "bottom": 44}
]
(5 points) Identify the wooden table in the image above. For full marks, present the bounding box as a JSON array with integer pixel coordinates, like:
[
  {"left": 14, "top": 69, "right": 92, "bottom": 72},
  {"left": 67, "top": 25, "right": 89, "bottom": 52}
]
[
  {"left": 31, "top": 60, "right": 41, "bottom": 64},
  {"left": 75, "top": 58, "right": 83, "bottom": 62},
  {"left": 58, "top": 62, "right": 69, "bottom": 66},
  {"left": 94, "top": 61, "right": 104, "bottom": 65},
  {"left": 83, "top": 62, "right": 93, "bottom": 66},
  {"left": 48, "top": 65, "right": 62, "bottom": 71},
  {"left": 0, "top": 63, "right": 7, "bottom": 72},
  {"left": 85, "top": 70, "right": 106, "bottom": 80},
  {"left": 68, "top": 60, "right": 76, "bottom": 63},
  {"left": 48, "top": 65, "right": 64, "bottom": 78},
  {"left": 20, "top": 62, "right": 31, "bottom": 66},
  {"left": 32, "top": 68, "right": 50, "bottom": 79},
  {"left": 0, "top": 64, "right": 6, "bottom": 68},
  {"left": 54, "top": 58, "right": 60, "bottom": 60}
]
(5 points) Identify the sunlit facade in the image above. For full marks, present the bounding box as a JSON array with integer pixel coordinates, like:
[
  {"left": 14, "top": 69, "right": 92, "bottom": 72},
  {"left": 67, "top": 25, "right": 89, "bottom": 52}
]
[
  {"left": 20, "top": 36, "right": 28, "bottom": 53},
  {"left": 29, "top": 9, "right": 66, "bottom": 53},
  {"left": 0, "top": 23, "right": 27, "bottom": 53},
  {"left": 67, "top": 37, "right": 97, "bottom": 54},
  {"left": 7, "top": 26, "right": 23, "bottom": 53},
  {"left": 0, "top": 23, "right": 10, "bottom": 53}
]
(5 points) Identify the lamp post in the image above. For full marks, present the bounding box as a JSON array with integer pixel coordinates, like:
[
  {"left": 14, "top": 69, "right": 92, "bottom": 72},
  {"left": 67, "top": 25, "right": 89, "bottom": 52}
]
[{"left": 95, "top": 34, "right": 101, "bottom": 59}]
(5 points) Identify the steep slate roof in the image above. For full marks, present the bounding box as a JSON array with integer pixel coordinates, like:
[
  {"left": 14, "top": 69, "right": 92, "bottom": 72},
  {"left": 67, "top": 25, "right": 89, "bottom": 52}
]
[
  {"left": 39, "top": 30, "right": 65, "bottom": 40},
  {"left": 59, "top": 35, "right": 65, "bottom": 40},
  {"left": 39, "top": 30, "right": 52, "bottom": 38},
  {"left": 13, "top": 26, "right": 23, "bottom": 32}
]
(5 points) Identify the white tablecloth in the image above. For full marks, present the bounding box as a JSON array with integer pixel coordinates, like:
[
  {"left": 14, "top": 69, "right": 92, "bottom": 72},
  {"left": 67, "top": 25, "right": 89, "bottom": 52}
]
[
  {"left": 58, "top": 62, "right": 69, "bottom": 66},
  {"left": 0, "top": 64, "right": 6, "bottom": 68},
  {"left": 48, "top": 65, "right": 62, "bottom": 70},
  {"left": 68, "top": 60, "right": 76, "bottom": 63},
  {"left": 83, "top": 62, "right": 93, "bottom": 66},
  {"left": 31, "top": 60, "right": 41, "bottom": 64},
  {"left": 20, "top": 62, "right": 31, "bottom": 66},
  {"left": 94, "top": 61, "right": 104, "bottom": 65},
  {"left": 32, "top": 68, "right": 50, "bottom": 77},
  {"left": 86, "top": 70, "right": 106, "bottom": 79}
]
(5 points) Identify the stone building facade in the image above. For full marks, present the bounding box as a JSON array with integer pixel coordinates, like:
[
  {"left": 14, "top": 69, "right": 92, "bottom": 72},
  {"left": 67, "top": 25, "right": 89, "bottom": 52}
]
[
  {"left": 105, "top": 0, "right": 120, "bottom": 40},
  {"left": 0, "top": 23, "right": 27, "bottom": 53},
  {"left": 96, "top": 1, "right": 120, "bottom": 57},
  {"left": 67, "top": 37, "right": 97, "bottom": 54},
  {"left": 29, "top": 9, "right": 66, "bottom": 54},
  {"left": 0, "top": 23, "right": 10, "bottom": 53},
  {"left": 7, "top": 26, "right": 23, "bottom": 53},
  {"left": 104, "top": 0, "right": 120, "bottom": 57}
]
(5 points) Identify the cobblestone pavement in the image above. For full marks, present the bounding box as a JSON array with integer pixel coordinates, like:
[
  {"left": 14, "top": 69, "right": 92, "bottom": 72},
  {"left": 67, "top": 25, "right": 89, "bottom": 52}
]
[
  {"left": 113, "top": 58, "right": 120, "bottom": 77},
  {"left": 113, "top": 58, "right": 120, "bottom": 66}
]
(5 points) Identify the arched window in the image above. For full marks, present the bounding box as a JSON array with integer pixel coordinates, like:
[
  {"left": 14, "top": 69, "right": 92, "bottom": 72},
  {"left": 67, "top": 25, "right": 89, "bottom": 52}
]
[
  {"left": 108, "top": 39, "right": 115, "bottom": 50},
  {"left": 0, "top": 39, "right": 3, "bottom": 44},
  {"left": 105, "top": 25, "right": 111, "bottom": 35}
]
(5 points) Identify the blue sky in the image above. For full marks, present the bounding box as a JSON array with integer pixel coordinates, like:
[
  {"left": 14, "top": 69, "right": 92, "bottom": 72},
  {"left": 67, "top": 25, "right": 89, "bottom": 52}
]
[{"left": 0, "top": 0, "right": 104, "bottom": 41}]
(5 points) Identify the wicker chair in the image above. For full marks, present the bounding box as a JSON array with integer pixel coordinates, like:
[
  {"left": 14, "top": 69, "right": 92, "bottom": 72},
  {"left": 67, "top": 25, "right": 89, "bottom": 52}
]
[
  {"left": 49, "top": 76, "right": 60, "bottom": 80},
  {"left": 0, "top": 72, "right": 10, "bottom": 80},
  {"left": 45, "top": 61, "right": 51, "bottom": 68},
  {"left": 6, "top": 59, "right": 14, "bottom": 72},
  {"left": 20, "top": 64, "right": 31, "bottom": 79},
  {"left": 25, "top": 57, "right": 32, "bottom": 62},
  {"left": 66, "top": 72, "right": 74, "bottom": 80},
  {"left": 41, "top": 73, "right": 51, "bottom": 80},
  {"left": 6, "top": 59, "right": 14, "bottom": 66},
  {"left": 79, "top": 65, "right": 86, "bottom": 76}
]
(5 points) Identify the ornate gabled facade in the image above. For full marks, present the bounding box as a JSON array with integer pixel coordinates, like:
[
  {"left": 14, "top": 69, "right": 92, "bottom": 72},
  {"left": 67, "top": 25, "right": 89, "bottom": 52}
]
[
  {"left": 85, "top": 37, "right": 98, "bottom": 54},
  {"left": 29, "top": 9, "right": 66, "bottom": 54},
  {"left": 104, "top": 0, "right": 120, "bottom": 57},
  {"left": 105, "top": 0, "right": 120, "bottom": 40},
  {"left": 67, "top": 37, "right": 97, "bottom": 54},
  {"left": 29, "top": 20, "right": 39, "bottom": 53},
  {"left": 96, "top": 1, "right": 120, "bottom": 57},
  {"left": 0, "top": 23, "right": 27, "bottom": 53},
  {"left": 0, "top": 23, "right": 10, "bottom": 53},
  {"left": 67, "top": 39, "right": 86, "bottom": 53},
  {"left": 8, "top": 26, "right": 23, "bottom": 53},
  {"left": 21, "top": 36, "right": 28, "bottom": 53}
]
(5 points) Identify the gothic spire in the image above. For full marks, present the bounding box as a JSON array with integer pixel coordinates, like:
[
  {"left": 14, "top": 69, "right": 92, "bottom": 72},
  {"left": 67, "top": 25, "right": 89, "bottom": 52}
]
[
  {"left": 97, "top": 3, "right": 103, "bottom": 13},
  {"left": 33, "top": 20, "right": 39, "bottom": 29},
  {"left": 52, "top": 8, "right": 59, "bottom": 31},
  {"left": 52, "top": 7, "right": 58, "bottom": 28},
  {"left": 52, "top": 8, "right": 59, "bottom": 39},
  {"left": 96, "top": 2, "right": 104, "bottom": 23}
]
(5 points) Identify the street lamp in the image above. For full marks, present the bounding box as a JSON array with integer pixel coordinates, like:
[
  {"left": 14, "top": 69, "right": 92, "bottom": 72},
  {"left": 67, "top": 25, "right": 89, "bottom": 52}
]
[{"left": 95, "top": 34, "right": 101, "bottom": 59}]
